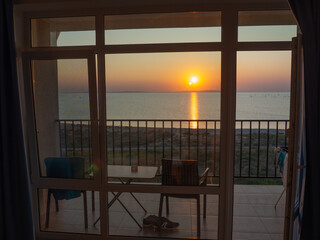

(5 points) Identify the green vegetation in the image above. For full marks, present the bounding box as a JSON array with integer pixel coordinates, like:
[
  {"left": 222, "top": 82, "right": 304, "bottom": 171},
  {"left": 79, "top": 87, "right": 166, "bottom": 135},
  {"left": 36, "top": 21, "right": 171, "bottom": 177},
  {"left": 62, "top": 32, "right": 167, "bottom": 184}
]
[{"left": 59, "top": 123, "right": 286, "bottom": 185}]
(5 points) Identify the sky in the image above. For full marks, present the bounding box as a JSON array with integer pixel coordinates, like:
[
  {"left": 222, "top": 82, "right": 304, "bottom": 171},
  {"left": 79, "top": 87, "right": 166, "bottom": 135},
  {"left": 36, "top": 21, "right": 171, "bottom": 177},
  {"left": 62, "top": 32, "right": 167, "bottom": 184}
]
[
  {"left": 56, "top": 25, "right": 296, "bottom": 93},
  {"left": 105, "top": 52, "right": 221, "bottom": 92}
]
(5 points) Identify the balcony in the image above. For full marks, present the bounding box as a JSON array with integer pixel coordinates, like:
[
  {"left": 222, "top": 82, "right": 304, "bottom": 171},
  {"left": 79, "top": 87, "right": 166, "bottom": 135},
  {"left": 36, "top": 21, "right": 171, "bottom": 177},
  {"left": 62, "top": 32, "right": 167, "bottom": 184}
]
[
  {"left": 37, "top": 118, "right": 289, "bottom": 238},
  {"left": 57, "top": 119, "right": 289, "bottom": 181},
  {"left": 42, "top": 185, "right": 285, "bottom": 239}
]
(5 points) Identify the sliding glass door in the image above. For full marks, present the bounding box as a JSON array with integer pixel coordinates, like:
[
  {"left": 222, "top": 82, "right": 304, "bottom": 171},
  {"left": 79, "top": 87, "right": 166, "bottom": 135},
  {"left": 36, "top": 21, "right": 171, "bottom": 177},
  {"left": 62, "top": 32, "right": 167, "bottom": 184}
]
[{"left": 23, "top": 51, "right": 100, "bottom": 235}]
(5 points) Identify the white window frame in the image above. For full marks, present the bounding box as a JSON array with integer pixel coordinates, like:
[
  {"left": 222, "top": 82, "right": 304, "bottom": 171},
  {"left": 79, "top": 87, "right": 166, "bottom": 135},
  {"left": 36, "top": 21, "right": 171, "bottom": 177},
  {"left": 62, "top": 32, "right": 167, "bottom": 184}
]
[{"left": 15, "top": 1, "right": 294, "bottom": 239}]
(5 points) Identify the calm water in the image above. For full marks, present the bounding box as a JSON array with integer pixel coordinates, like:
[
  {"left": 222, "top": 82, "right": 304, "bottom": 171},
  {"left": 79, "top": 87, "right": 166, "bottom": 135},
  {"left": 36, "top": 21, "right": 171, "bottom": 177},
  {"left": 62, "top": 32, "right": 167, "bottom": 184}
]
[{"left": 59, "top": 92, "right": 290, "bottom": 120}]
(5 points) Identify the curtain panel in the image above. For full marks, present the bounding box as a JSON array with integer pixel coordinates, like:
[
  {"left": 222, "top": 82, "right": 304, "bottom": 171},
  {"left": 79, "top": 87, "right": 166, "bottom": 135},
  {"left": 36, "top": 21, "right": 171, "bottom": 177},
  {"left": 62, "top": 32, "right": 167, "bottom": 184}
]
[
  {"left": 292, "top": 46, "right": 306, "bottom": 240},
  {"left": 0, "top": 0, "right": 34, "bottom": 240},
  {"left": 288, "top": 0, "right": 320, "bottom": 239}
]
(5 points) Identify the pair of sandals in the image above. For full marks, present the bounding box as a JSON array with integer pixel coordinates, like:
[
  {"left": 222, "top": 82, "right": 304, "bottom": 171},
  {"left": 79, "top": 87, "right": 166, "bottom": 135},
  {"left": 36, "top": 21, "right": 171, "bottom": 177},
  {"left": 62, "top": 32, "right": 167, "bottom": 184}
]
[{"left": 143, "top": 215, "right": 179, "bottom": 231}]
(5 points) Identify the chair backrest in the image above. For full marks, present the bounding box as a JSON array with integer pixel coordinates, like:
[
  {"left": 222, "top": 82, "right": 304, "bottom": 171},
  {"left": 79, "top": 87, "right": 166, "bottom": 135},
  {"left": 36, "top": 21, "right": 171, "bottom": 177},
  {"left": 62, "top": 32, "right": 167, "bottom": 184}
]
[
  {"left": 161, "top": 158, "right": 199, "bottom": 186},
  {"left": 44, "top": 157, "right": 85, "bottom": 200},
  {"left": 44, "top": 157, "right": 85, "bottom": 179}
]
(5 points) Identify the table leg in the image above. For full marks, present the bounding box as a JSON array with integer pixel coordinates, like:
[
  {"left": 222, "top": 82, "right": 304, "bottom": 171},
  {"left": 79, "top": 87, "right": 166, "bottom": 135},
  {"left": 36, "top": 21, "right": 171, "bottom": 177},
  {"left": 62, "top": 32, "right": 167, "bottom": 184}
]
[
  {"left": 93, "top": 181, "right": 132, "bottom": 227},
  {"left": 94, "top": 179, "right": 144, "bottom": 229},
  {"left": 93, "top": 215, "right": 100, "bottom": 226},
  {"left": 119, "top": 179, "right": 147, "bottom": 213},
  {"left": 93, "top": 190, "right": 125, "bottom": 227},
  {"left": 111, "top": 192, "right": 142, "bottom": 229}
]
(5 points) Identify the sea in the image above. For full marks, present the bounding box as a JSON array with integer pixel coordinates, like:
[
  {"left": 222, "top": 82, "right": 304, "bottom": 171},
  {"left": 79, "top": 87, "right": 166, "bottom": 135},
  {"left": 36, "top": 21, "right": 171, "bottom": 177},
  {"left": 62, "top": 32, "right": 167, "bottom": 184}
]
[{"left": 58, "top": 92, "right": 290, "bottom": 121}]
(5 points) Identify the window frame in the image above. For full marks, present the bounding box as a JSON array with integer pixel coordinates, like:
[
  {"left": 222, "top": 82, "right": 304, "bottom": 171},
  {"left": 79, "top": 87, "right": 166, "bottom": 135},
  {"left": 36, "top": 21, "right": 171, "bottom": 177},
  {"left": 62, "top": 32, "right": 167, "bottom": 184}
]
[{"left": 17, "top": 2, "right": 295, "bottom": 239}]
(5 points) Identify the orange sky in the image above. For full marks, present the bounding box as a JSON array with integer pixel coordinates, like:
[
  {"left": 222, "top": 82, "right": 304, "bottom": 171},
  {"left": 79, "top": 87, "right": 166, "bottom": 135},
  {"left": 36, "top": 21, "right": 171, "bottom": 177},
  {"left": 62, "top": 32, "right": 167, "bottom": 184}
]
[
  {"left": 58, "top": 59, "right": 89, "bottom": 92},
  {"left": 56, "top": 25, "right": 293, "bottom": 93},
  {"left": 105, "top": 52, "right": 221, "bottom": 92},
  {"left": 237, "top": 51, "right": 291, "bottom": 91},
  {"left": 57, "top": 50, "right": 291, "bottom": 93}
]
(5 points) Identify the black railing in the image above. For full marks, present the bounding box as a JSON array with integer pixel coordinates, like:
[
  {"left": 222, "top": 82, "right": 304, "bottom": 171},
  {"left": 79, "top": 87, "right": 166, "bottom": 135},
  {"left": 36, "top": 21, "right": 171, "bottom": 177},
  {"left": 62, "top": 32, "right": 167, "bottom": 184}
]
[
  {"left": 234, "top": 120, "right": 289, "bottom": 178},
  {"left": 57, "top": 119, "right": 289, "bottom": 179},
  {"left": 58, "top": 119, "right": 92, "bottom": 161},
  {"left": 105, "top": 120, "right": 220, "bottom": 178}
]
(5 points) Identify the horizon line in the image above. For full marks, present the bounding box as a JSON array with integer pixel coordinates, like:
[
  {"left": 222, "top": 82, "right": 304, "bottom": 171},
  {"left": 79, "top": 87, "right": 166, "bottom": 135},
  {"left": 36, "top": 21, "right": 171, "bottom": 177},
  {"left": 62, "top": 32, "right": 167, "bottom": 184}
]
[{"left": 59, "top": 90, "right": 291, "bottom": 93}]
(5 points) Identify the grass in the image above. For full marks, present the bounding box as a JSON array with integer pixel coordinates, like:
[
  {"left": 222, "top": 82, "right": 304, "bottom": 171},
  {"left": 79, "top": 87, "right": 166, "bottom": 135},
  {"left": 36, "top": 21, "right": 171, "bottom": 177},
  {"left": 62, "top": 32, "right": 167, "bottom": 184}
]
[{"left": 59, "top": 123, "right": 286, "bottom": 185}]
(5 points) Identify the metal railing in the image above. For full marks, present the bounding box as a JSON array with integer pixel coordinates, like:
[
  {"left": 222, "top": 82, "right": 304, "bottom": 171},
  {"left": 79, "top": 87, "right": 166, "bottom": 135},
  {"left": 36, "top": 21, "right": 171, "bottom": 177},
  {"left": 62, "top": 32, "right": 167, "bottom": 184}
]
[
  {"left": 57, "top": 119, "right": 289, "bottom": 179},
  {"left": 234, "top": 120, "right": 289, "bottom": 178}
]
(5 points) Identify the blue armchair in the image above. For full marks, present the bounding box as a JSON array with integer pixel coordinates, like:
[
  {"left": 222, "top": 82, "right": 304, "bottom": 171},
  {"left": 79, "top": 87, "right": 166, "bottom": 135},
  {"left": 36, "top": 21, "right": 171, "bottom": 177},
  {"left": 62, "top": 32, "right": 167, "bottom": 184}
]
[{"left": 44, "top": 157, "right": 88, "bottom": 228}]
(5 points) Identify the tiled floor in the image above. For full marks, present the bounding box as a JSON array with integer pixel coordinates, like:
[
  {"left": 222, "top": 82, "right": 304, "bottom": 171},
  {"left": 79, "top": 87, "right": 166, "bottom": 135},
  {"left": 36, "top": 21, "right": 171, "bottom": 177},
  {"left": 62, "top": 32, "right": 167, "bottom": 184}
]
[
  {"left": 40, "top": 185, "right": 285, "bottom": 239},
  {"left": 233, "top": 185, "right": 285, "bottom": 240}
]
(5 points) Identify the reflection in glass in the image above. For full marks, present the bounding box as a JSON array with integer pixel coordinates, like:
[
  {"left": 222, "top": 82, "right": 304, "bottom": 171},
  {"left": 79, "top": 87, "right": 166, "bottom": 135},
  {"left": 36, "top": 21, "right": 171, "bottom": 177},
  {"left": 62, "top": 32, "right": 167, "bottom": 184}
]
[
  {"left": 39, "top": 188, "right": 99, "bottom": 234},
  {"left": 32, "top": 59, "right": 93, "bottom": 177},
  {"left": 31, "top": 17, "right": 95, "bottom": 47},
  {"left": 105, "top": 12, "right": 221, "bottom": 45},
  {"left": 238, "top": 10, "right": 297, "bottom": 42},
  {"left": 108, "top": 192, "right": 218, "bottom": 239}
]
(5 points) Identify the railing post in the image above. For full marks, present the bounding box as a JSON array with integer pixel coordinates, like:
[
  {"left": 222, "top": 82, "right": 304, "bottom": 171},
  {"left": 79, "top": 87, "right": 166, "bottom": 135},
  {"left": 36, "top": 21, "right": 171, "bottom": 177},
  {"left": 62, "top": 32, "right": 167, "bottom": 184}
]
[
  {"left": 154, "top": 121, "right": 156, "bottom": 166},
  {"left": 249, "top": 121, "right": 252, "bottom": 177},
  {"left": 240, "top": 121, "right": 243, "bottom": 177},
  {"left": 58, "top": 118, "right": 287, "bottom": 180},
  {"left": 129, "top": 120, "right": 131, "bottom": 165},
  {"left": 188, "top": 121, "right": 190, "bottom": 159},
  {"left": 180, "top": 121, "right": 182, "bottom": 159},
  {"left": 257, "top": 121, "right": 261, "bottom": 177},
  {"left": 137, "top": 120, "right": 140, "bottom": 165},
  {"left": 266, "top": 121, "right": 270, "bottom": 177},
  {"left": 146, "top": 120, "right": 148, "bottom": 165},
  {"left": 120, "top": 121, "right": 123, "bottom": 164},
  {"left": 112, "top": 120, "right": 115, "bottom": 164},
  {"left": 171, "top": 121, "right": 173, "bottom": 159},
  {"left": 162, "top": 121, "right": 164, "bottom": 158},
  {"left": 80, "top": 120, "right": 83, "bottom": 157},
  {"left": 64, "top": 121, "right": 67, "bottom": 156},
  {"left": 58, "top": 120, "right": 62, "bottom": 156},
  {"left": 214, "top": 121, "right": 217, "bottom": 177},
  {"left": 205, "top": 121, "right": 208, "bottom": 170}
]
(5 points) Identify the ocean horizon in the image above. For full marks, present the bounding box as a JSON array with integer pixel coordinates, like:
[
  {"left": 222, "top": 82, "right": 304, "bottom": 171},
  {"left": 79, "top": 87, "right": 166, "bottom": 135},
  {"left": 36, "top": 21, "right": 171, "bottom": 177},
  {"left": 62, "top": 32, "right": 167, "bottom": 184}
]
[{"left": 58, "top": 91, "right": 290, "bottom": 121}]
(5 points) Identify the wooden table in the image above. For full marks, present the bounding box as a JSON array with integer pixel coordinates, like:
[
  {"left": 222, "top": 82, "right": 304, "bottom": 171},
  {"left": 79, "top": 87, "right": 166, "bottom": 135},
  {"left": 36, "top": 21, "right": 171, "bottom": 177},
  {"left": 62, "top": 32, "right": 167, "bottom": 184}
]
[
  {"left": 94, "top": 165, "right": 158, "bottom": 228},
  {"left": 108, "top": 165, "right": 159, "bottom": 180}
]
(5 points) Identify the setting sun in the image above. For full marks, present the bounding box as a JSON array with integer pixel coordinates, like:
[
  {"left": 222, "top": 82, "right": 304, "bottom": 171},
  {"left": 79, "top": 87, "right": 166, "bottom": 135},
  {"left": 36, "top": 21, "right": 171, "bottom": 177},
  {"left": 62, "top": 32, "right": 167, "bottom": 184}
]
[{"left": 189, "top": 76, "right": 199, "bottom": 85}]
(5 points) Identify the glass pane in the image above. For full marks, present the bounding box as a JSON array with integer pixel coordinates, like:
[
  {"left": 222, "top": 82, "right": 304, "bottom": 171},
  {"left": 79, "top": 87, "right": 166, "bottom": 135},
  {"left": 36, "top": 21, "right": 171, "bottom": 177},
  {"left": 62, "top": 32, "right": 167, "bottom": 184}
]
[
  {"left": 105, "top": 52, "right": 221, "bottom": 185},
  {"left": 238, "top": 10, "right": 297, "bottom": 42},
  {"left": 32, "top": 59, "right": 94, "bottom": 178},
  {"left": 39, "top": 188, "right": 100, "bottom": 234},
  {"left": 233, "top": 51, "right": 291, "bottom": 238},
  {"left": 105, "top": 12, "right": 221, "bottom": 45},
  {"left": 233, "top": 185, "right": 285, "bottom": 239},
  {"left": 31, "top": 17, "right": 95, "bottom": 47},
  {"left": 108, "top": 192, "right": 218, "bottom": 239},
  {"left": 237, "top": 51, "right": 291, "bottom": 119}
]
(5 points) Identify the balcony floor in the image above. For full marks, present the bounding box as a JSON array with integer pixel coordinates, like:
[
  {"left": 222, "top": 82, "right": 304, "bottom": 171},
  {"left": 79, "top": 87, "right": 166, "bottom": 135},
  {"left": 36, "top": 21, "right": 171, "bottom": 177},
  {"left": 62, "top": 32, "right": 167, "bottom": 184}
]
[{"left": 41, "top": 184, "right": 285, "bottom": 240}]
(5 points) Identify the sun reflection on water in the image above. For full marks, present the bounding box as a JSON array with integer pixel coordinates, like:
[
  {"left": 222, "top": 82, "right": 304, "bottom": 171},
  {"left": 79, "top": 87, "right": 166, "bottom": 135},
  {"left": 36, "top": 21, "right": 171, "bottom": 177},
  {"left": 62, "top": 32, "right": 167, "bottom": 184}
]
[{"left": 190, "top": 92, "right": 198, "bottom": 129}]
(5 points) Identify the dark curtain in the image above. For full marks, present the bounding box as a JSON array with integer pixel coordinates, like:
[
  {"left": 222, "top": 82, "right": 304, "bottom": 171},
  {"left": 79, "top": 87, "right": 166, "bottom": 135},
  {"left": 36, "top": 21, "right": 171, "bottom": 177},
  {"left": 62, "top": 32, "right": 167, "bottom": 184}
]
[
  {"left": 288, "top": 0, "right": 320, "bottom": 239},
  {"left": 0, "top": 0, "right": 34, "bottom": 240}
]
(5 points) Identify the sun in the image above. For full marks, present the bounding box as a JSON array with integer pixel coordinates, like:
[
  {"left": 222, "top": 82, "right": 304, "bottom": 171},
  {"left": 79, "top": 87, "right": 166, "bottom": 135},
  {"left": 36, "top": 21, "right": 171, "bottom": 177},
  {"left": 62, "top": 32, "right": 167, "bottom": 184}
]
[{"left": 189, "top": 76, "right": 199, "bottom": 85}]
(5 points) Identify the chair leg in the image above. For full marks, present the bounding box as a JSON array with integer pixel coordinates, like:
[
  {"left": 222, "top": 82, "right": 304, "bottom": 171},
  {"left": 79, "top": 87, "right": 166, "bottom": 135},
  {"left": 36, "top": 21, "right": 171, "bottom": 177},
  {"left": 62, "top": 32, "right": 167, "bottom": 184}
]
[
  {"left": 197, "top": 196, "right": 200, "bottom": 238},
  {"left": 83, "top": 191, "right": 88, "bottom": 228},
  {"left": 92, "top": 190, "right": 95, "bottom": 211},
  {"left": 159, "top": 194, "right": 164, "bottom": 217},
  {"left": 166, "top": 196, "right": 169, "bottom": 216},
  {"left": 274, "top": 189, "right": 285, "bottom": 208},
  {"left": 203, "top": 194, "right": 207, "bottom": 219},
  {"left": 45, "top": 190, "right": 51, "bottom": 228}
]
